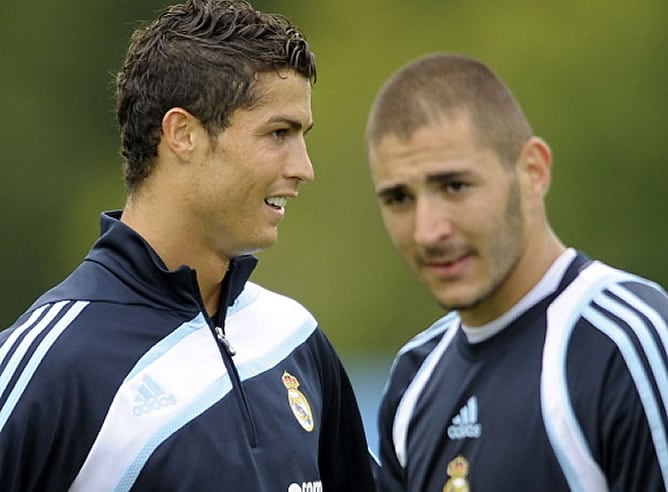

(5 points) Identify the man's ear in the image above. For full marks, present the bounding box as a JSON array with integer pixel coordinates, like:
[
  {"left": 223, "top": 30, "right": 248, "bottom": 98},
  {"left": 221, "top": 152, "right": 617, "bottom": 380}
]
[
  {"left": 519, "top": 136, "right": 553, "bottom": 200},
  {"left": 161, "top": 108, "right": 199, "bottom": 161}
]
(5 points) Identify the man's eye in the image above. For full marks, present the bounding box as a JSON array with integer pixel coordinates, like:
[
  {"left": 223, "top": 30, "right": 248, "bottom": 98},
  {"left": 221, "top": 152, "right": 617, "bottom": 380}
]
[
  {"left": 445, "top": 181, "right": 469, "bottom": 193},
  {"left": 272, "top": 128, "right": 289, "bottom": 138},
  {"left": 382, "top": 192, "right": 411, "bottom": 206}
]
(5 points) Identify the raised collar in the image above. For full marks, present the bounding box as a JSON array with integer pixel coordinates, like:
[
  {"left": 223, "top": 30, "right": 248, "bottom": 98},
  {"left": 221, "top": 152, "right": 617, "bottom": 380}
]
[{"left": 86, "top": 210, "right": 258, "bottom": 311}]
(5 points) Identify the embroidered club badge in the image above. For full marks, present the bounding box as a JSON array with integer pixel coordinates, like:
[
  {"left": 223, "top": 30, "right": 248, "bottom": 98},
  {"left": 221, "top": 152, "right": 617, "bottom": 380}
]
[
  {"left": 282, "top": 371, "right": 314, "bottom": 432},
  {"left": 442, "top": 455, "right": 471, "bottom": 492}
]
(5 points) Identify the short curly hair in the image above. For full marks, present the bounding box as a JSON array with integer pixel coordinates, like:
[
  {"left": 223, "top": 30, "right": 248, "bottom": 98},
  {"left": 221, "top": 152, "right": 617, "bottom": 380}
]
[{"left": 116, "top": 0, "right": 316, "bottom": 192}]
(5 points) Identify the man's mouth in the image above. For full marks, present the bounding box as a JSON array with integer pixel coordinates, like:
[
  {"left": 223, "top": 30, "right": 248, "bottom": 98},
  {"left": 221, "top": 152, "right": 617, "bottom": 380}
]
[
  {"left": 416, "top": 246, "right": 475, "bottom": 274},
  {"left": 419, "top": 250, "right": 469, "bottom": 267},
  {"left": 265, "top": 196, "right": 288, "bottom": 209}
]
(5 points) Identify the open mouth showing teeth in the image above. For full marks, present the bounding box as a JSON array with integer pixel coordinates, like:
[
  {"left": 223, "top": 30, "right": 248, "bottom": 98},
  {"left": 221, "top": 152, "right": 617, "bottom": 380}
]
[{"left": 265, "top": 197, "right": 287, "bottom": 209}]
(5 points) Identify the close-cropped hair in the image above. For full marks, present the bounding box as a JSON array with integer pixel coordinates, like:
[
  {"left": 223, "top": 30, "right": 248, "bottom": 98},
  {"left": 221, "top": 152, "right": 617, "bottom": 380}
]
[
  {"left": 366, "top": 53, "right": 532, "bottom": 167},
  {"left": 116, "top": 0, "right": 317, "bottom": 192}
]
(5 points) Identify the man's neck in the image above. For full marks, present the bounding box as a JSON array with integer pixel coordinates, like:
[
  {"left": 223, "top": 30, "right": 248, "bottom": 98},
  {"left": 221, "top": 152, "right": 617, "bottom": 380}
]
[{"left": 120, "top": 196, "right": 230, "bottom": 316}]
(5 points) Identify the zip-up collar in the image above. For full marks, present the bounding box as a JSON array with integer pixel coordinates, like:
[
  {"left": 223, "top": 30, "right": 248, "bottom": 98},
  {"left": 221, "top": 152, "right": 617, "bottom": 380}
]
[{"left": 85, "top": 210, "right": 258, "bottom": 311}]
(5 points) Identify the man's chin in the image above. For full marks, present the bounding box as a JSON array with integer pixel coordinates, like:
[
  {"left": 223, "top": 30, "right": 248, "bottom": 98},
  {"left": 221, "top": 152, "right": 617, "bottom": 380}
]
[
  {"left": 245, "top": 232, "right": 279, "bottom": 254},
  {"left": 433, "top": 290, "right": 484, "bottom": 313},
  {"left": 437, "top": 300, "right": 477, "bottom": 312}
]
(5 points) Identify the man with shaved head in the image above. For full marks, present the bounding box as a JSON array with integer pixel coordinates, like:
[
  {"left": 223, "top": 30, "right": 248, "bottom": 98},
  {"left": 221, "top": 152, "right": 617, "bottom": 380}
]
[{"left": 367, "top": 52, "right": 668, "bottom": 491}]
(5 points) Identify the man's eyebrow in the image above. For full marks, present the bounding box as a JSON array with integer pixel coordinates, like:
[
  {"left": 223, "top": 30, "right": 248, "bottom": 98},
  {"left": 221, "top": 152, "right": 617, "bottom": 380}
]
[
  {"left": 425, "top": 170, "right": 472, "bottom": 184},
  {"left": 375, "top": 171, "right": 474, "bottom": 198},
  {"left": 266, "top": 116, "right": 314, "bottom": 133},
  {"left": 376, "top": 184, "right": 407, "bottom": 199}
]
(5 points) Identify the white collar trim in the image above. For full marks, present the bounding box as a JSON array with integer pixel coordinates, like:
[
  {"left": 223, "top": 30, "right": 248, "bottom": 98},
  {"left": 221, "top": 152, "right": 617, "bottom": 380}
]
[{"left": 461, "top": 248, "right": 577, "bottom": 344}]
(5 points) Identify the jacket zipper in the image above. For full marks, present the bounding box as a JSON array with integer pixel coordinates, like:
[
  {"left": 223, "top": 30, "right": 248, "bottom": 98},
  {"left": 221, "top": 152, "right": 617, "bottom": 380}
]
[
  {"left": 206, "top": 265, "right": 259, "bottom": 448},
  {"left": 212, "top": 321, "right": 258, "bottom": 448},
  {"left": 215, "top": 326, "right": 236, "bottom": 356}
]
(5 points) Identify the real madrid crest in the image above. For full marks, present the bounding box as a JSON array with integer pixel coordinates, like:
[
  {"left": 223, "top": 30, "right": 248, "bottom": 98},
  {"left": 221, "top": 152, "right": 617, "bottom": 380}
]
[
  {"left": 442, "top": 455, "right": 471, "bottom": 492},
  {"left": 282, "top": 371, "right": 314, "bottom": 432}
]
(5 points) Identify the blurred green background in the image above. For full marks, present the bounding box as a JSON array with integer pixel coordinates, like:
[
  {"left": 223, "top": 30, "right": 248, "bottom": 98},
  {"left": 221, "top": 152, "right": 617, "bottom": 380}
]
[{"left": 1, "top": 0, "right": 666, "bottom": 447}]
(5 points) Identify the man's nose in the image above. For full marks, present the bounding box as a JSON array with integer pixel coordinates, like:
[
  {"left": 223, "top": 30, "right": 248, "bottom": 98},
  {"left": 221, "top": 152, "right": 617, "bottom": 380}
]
[
  {"left": 286, "top": 138, "right": 315, "bottom": 183},
  {"left": 413, "top": 196, "right": 454, "bottom": 246}
]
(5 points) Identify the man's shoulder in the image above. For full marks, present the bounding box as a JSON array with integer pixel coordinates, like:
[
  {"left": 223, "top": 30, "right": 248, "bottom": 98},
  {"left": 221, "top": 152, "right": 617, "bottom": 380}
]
[
  {"left": 234, "top": 281, "right": 316, "bottom": 321},
  {"left": 549, "top": 258, "right": 668, "bottom": 397},
  {"left": 23, "top": 257, "right": 146, "bottom": 315},
  {"left": 382, "top": 312, "right": 458, "bottom": 397},
  {"left": 226, "top": 281, "right": 320, "bottom": 352},
  {"left": 559, "top": 258, "right": 668, "bottom": 318},
  {"left": 395, "top": 312, "right": 458, "bottom": 364}
]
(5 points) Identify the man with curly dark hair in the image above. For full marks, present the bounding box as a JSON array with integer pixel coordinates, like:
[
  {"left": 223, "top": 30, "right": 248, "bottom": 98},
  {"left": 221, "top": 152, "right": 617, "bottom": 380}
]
[{"left": 0, "top": 1, "right": 375, "bottom": 490}]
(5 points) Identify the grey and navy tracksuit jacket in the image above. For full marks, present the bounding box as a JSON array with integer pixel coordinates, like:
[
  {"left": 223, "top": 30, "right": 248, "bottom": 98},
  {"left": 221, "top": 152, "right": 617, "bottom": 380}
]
[{"left": 0, "top": 211, "right": 374, "bottom": 491}]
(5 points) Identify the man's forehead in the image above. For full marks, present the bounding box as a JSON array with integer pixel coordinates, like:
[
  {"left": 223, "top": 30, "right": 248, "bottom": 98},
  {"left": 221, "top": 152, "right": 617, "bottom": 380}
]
[
  {"left": 369, "top": 112, "right": 491, "bottom": 170},
  {"left": 231, "top": 74, "right": 313, "bottom": 127},
  {"left": 251, "top": 70, "right": 312, "bottom": 100},
  {"left": 369, "top": 109, "right": 471, "bottom": 147}
]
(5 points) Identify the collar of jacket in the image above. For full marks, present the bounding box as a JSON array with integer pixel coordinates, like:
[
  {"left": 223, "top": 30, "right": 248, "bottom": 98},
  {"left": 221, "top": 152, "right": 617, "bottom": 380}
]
[{"left": 85, "top": 210, "right": 258, "bottom": 311}]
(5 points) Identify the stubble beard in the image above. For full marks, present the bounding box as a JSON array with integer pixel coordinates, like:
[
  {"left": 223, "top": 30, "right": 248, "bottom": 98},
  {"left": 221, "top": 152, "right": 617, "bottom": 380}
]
[{"left": 436, "top": 178, "right": 524, "bottom": 316}]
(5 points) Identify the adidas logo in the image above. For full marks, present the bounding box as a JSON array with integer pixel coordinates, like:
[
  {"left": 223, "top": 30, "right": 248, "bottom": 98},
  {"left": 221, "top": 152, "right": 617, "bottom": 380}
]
[
  {"left": 132, "top": 374, "right": 177, "bottom": 416},
  {"left": 447, "top": 396, "right": 482, "bottom": 440}
]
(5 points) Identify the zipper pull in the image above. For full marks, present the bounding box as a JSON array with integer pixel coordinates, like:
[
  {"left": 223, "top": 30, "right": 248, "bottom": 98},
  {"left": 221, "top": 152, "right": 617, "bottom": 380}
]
[{"left": 215, "top": 326, "right": 236, "bottom": 356}]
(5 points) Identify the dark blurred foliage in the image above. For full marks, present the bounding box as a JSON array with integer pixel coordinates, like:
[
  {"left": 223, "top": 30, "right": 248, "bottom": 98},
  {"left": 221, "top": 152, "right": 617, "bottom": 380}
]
[{"left": 1, "top": 0, "right": 667, "bottom": 357}]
